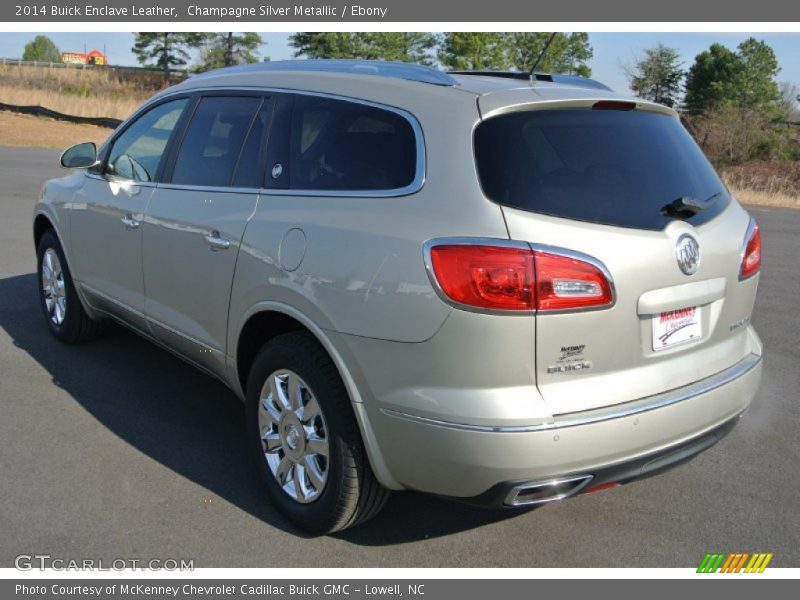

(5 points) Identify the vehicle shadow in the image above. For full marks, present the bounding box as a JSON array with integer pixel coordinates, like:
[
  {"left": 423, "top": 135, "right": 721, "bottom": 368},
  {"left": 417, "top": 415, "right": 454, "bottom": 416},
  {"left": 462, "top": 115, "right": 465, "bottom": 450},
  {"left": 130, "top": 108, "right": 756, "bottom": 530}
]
[{"left": 0, "top": 272, "right": 518, "bottom": 545}]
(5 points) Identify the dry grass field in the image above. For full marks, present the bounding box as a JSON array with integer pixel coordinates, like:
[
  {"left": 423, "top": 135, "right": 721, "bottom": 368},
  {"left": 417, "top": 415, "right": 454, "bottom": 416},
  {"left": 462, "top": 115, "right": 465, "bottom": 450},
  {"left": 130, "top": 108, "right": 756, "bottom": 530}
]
[
  {"left": 0, "top": 64, "right": 167, "bottom": 119},
  {"left": 721, "top": 160, "right": 800, "bottom": 209},
  {"left": 727, "top": 186, "right": 800, "bottom": 209},
  {"left": 0, "top": 112, "right": 110, "bottom": 150}
]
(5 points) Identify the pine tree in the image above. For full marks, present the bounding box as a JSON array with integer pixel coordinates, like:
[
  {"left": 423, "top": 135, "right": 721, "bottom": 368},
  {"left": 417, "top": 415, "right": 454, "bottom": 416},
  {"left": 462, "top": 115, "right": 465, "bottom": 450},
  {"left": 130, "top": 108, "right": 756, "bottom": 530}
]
[
  {"left": 437, "top": 33, "right": 509, "bottom": 71},
  {"left": 626, "top": 43, "right": 683, "bottom": 107},
  {"left": 506, "top": 33, "right": 593, "bottom": 76},
  {"left": 196, "top": 33, "right": 264, "bottom": 72},
  {"left": 132, "top": 32, "right": 206, "bottom": 83}
]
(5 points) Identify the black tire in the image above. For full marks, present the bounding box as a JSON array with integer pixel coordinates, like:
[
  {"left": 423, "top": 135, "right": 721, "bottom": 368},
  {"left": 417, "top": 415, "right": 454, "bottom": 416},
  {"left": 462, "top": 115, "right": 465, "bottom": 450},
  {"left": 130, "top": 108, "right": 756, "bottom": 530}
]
[
  {"left": 246, "top": 331, "right": 389, "bottom": 534},
  {"left": 36, "top": 229, "right": 103, "bottom": 343}
]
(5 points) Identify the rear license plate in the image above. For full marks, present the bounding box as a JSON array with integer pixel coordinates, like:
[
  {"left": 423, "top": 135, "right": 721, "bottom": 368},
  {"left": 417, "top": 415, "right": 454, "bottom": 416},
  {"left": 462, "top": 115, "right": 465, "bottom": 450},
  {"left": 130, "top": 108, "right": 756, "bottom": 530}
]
[{"left": 652, "top": 306, "right": 702, "bottom": 351}]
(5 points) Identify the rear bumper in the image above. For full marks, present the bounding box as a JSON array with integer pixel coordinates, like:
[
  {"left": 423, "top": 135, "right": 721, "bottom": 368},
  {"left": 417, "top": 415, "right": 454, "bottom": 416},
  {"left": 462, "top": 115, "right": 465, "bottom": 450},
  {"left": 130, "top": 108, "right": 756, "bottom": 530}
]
[
  {"left": 369, "top": 350, "right": 762, "bottom": 501},
  {"left": 459, "top": 412, "right": 741, "bottom": 508}
]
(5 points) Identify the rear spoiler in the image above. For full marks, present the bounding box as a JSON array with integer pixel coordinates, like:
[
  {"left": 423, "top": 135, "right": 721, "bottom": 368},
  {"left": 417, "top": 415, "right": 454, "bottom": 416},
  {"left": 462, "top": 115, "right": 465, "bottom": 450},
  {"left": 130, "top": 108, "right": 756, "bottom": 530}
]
[
  {"left": 449, "top": 70, "right": 613, "bottom": 92},
  {"left": 477, "top": 88, "right": 678, "bottom": 120}
]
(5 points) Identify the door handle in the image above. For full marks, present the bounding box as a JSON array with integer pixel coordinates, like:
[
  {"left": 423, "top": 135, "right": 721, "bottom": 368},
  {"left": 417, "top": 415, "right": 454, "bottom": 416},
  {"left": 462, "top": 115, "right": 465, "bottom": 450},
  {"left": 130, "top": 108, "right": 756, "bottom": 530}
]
[
  {"left": 205, "top": 231, "right": 231, "bottom": 251},
  {"left": 120, "top": 214, "right": 140, "bottom": 230}
]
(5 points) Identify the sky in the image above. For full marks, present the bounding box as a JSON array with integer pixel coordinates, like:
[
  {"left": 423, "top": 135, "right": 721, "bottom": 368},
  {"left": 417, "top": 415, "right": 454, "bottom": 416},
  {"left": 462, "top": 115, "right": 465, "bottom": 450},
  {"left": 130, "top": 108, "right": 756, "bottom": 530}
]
[{"left": 1, "top": 32, "right": 799, "bottom": 94}]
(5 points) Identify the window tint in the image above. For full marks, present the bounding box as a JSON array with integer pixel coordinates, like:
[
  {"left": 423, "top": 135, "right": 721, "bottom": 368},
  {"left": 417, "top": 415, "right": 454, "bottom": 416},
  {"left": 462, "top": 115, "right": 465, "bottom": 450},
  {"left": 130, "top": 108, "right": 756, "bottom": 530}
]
[
  {"left": 290, "top": 96, "right": 416, "bottom": 191},
  {"left": 232, "top": 102, "right": 272, "bottom": 188},
  {"left": 171, "top": 96, "right": 262, "bottom": 187},
  {"left": 474, "top": 109, "right": 730, "bottom": 231},
  {"left": 106, "top": 98, "right": 188, "bottom": 182},
  {"left": 262, "top": 95, "right": 292, "bottom": 190}
]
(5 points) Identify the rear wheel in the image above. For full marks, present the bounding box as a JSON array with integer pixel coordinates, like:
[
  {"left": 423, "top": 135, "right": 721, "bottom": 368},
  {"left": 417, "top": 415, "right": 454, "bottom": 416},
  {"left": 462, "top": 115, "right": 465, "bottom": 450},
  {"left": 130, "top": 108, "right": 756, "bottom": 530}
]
[
  {"left": 246, "top": 331, "right": 389, "bottom": 534},
  {"left": 36, "top": 230, "right": 103, "bottom": 343}
]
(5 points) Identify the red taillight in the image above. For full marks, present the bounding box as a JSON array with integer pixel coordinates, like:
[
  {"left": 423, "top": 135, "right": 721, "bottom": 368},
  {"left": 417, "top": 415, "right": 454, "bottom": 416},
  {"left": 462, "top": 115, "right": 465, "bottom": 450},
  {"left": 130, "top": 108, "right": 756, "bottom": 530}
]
[
  {"left": 428, "top": 243, "right": 614, "bottom": 312},
  {"left": 740, "top": 221, "right": 761, "bottom": 280},
  {"left": 534, "top": 251, "right": 614, "bottom": 311},
  {"left": 429, "top": 245, "right": 535, "bottom": 311}
]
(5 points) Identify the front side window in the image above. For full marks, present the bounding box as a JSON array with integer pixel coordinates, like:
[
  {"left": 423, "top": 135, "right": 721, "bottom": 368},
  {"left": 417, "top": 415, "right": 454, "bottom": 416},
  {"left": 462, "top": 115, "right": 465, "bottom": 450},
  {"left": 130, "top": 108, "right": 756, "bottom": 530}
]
[
  {"left": 170, "top": 96, "right": 263, "bottom": 187},
  {"left": 290, "top": 96, "right": 417, "bottom": 191},
  {"left": 105, "top": 99, "right": 188, "bottom": 183}
]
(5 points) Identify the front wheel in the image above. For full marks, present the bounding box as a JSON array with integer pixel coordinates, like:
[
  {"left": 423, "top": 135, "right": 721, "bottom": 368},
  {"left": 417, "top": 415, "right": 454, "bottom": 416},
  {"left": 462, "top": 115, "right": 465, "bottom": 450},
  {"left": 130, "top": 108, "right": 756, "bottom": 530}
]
[
  {"left": 36, "top": 230, "right": 103, "bottom": 343},
  {"left": 246, "top": 332, "right": 389, "bottom": 534}
]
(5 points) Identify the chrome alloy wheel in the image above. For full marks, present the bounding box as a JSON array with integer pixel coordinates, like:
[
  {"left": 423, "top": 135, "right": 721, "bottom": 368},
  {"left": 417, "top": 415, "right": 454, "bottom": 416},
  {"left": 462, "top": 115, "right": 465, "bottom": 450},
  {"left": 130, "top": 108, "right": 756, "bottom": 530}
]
[
  {"left": 41, "top": 248, "right": 66, "bottom": 325},
  {"left": 258, "top": 369, "right": 329, "bottom": 503}
]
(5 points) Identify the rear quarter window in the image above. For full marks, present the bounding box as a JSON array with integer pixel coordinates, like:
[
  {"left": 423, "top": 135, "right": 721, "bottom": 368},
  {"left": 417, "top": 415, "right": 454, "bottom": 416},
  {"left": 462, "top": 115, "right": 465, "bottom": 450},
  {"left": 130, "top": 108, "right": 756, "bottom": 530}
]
[
  {"left": 289, "top": 95, "right": 417, "bottom": 192},
  {"left": 474, "top": 109, "right": 730, "bottom": 230}
]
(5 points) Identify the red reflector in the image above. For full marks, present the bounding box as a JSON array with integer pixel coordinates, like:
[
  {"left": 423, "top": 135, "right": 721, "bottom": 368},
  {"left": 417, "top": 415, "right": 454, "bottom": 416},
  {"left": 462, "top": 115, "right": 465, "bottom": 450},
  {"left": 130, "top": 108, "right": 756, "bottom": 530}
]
[
  {"left": 740, "top": 221, "right": 761, "bottom": 280},
  {"left": 429, "top": 245, "right": 535, "bottom": 311},
  {"left": 592, "top": 100, "right": 636, "bottom": 111},
  {"left": 534, "top": 251, "right": 614, "bottom": 311},
  {"left": 583, "top": 481, "right": 619, "bottom": 494}
]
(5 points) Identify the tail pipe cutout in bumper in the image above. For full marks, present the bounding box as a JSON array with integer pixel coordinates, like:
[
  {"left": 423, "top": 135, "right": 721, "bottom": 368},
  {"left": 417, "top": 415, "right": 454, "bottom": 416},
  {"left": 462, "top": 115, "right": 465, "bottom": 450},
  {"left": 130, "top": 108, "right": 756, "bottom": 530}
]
[{"left": 473, "top": 413, "right": 740, "bottom": 509}]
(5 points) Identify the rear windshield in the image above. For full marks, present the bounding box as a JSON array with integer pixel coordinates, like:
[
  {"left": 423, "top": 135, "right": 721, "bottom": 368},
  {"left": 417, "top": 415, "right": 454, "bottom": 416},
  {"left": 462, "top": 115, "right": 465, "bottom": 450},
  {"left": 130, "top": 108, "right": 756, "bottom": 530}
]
[{"left": 474, "top": 109, "right": 730, "bottom": 230}]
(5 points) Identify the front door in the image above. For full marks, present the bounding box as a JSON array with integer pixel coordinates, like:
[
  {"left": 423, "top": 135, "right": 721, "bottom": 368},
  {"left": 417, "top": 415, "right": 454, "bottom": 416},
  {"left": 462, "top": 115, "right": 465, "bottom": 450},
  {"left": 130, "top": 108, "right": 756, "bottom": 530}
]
[{"left": 71, "top": 98, "right": 189, "bottom": 331}]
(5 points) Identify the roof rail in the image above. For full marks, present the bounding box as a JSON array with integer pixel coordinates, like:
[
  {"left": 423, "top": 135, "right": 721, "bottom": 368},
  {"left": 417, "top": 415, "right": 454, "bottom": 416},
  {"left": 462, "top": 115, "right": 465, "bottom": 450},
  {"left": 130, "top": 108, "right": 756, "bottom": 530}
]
[
  {"left": 194, "top": 59, "right": 459, "bottom": 87},
  {"left": 448, "top": 71, "right": 613, "bottom": 92}
]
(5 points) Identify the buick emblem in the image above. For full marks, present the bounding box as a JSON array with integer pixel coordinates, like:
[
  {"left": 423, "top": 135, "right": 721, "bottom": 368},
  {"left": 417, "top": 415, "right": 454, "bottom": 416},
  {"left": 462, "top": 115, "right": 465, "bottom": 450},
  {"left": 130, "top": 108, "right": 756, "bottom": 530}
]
[{"left": 676, "top": 234, "right": 700, "bottom": 275}]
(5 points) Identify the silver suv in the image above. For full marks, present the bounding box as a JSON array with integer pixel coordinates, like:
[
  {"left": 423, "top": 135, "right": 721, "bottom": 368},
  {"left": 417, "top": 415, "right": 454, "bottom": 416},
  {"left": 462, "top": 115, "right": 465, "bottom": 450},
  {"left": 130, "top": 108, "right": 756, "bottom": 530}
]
[{"left": 35, "top": 60, "right": 763, "bottom": 533}]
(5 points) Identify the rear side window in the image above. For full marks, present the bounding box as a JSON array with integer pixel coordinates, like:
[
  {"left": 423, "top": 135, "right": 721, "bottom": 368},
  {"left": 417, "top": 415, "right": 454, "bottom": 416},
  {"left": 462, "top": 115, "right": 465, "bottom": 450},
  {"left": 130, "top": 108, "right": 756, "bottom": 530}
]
[
  {"left": 171, "top": 96, "right": 262, "bottom": 187},
  {"left": 474, "top": 109, "right": 730, "bottom": 230},
  {"left": 290, "top": 95, "right": 416, "bottom": 191},
  {"left": 232, "top": 101, "right": 273, "bottom": 188}
]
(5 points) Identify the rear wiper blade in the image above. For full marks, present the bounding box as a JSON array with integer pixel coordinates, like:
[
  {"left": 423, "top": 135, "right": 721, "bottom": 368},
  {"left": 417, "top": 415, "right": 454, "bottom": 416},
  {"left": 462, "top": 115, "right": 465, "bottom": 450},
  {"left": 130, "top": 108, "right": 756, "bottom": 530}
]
[{"left": 661, "top": 192, "right": 722, "bottom": 216}]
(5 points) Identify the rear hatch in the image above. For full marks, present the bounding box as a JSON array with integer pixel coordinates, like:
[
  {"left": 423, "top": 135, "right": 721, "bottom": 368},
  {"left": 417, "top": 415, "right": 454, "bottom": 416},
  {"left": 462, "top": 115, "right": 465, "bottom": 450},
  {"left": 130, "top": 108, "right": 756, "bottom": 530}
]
[{"left": 475, "top": 94, "right": 760, "bottom": 414}]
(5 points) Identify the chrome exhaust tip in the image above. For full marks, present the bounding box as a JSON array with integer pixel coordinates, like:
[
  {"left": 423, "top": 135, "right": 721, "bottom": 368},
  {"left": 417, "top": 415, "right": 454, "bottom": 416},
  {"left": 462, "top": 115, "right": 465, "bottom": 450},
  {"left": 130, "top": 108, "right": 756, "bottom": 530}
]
[{"left": 504, "top": 474, "right": 594, "bottom": 507}]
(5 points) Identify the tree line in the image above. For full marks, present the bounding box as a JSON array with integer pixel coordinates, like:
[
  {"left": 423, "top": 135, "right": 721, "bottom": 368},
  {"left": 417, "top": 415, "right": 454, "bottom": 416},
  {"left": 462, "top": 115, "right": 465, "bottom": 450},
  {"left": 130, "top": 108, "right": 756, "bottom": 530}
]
[
  {"left": 20, "top": 33, "right": 265, "bottom": 80},
  {"left": 625, "top": 38, "right": 799, "bottom": 166},
  {"left": 21, "top": 32, "right": 798, "bottom": 168},
  {"left": 287, "top": 32, "right": 593, "bottom": 75},
  {"left": 21, "top": 32, "right": 792, "bottom": 106},
  {"left": 126, "top": 32, "right": 594, "bottom": 78}
]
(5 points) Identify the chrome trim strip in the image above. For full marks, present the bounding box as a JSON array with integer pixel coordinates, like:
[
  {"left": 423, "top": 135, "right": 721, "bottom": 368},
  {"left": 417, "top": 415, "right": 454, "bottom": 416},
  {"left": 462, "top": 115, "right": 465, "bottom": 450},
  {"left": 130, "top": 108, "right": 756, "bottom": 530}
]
[
  {"left": 381, "top": 352, "right": 762, "bottom": 433},
  {"left": 154, "top": 182, "right": 262, "bottom": 195},
  {"left": 80, "top": 284, "right": 229, "bottom": 384},
  {"left": 79, "top": 283, "right": 147, "bottom": 320},
  {"left": 99, "top": 86, "right": 427, "bottom": 199},
  {"left": 420, "top": 237, "right": 616, "bottom": 316},
  {"left": 80, "top": 284, "right": 215, "bottom": 351},
  {"left": 84, "top": 172, "right": 157, "bottom": 188}
]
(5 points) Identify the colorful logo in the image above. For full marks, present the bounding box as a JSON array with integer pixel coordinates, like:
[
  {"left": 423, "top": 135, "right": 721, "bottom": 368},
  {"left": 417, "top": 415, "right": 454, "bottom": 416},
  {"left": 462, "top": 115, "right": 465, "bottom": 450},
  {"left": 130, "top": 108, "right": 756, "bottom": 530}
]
[{"left": 697, "top": 552, "right": 773, "bottom": 573}]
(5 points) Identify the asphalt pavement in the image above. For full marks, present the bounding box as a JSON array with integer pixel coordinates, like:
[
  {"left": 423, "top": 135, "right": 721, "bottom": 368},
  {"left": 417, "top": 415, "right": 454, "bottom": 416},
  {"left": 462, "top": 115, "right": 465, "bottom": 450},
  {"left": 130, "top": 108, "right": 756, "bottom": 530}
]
[{"left": 0, "top": 146, "right": 798, "bottom": 567}]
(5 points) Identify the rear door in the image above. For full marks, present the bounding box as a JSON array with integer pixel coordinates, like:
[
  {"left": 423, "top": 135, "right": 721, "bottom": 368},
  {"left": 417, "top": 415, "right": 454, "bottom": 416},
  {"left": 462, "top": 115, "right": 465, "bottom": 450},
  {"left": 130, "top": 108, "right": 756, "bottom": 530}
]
[
  {"left": 142, "top": 93, "right": 270, "bottom": 377},
  {"left": 474, "top": 102, "right": 760, "bottom": 414}
]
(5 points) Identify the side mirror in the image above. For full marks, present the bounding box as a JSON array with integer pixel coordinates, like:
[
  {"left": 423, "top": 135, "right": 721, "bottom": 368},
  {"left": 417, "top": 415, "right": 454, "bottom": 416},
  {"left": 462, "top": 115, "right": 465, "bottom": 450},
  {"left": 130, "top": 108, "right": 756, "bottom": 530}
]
[{"left": 60, "top": 142, "right": 98, "bottom": 169}]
